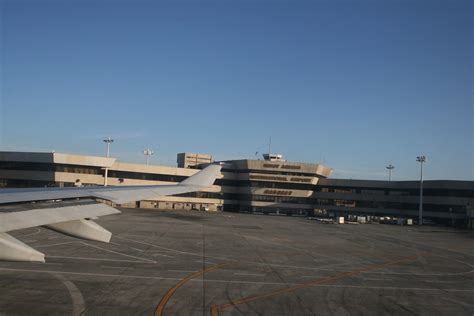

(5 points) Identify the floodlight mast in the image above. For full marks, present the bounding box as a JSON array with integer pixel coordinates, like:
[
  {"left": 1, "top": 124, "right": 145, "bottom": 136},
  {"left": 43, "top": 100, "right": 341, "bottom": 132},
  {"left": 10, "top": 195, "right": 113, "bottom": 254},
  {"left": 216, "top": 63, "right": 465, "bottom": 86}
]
[
  {"left": 103, "top": 137, "right": 114, "bottom": 157},
  {"left": 103, "top": 137, "right": 114, "bottom": 186},
  {"left": 386, "top": 164, "right": 395, "bottom": 181},
  {"left": 416, "top": 155, "right": 427, "bottom": 225},
  {"left": 143, "top": 148, "right": 154, "bottom": 165}
]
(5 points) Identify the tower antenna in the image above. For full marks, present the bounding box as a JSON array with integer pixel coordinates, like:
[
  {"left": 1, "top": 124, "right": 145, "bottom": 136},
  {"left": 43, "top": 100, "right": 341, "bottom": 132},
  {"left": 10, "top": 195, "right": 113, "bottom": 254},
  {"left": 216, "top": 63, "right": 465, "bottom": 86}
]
[{"left": 268, "top": 136, "right": 272, "bottom": 155}]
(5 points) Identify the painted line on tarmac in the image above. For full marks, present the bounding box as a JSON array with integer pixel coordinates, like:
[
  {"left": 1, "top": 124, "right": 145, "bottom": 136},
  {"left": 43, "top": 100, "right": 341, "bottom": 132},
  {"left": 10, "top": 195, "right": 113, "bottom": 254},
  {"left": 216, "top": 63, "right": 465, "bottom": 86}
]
[
  {"left": 101, "top": 266, "right": 127, "bottom": 269},
  {"left": 115, "top": 236, "right": 197, "bottom": 257},
  {"left": 423, "top": 280, "right": 458, "bottom": 284},
  {"left": 310, "top": 283, "right": 474, "bottom": 292},
  {"left": 80, "top": 242, "right": 156, "bottom": 263},
  {"left": 154, "top": 263, "right": 229, "bottom": 316},
  {"left": 359, "top": 277, "right": 393, "bottom": 281},
  {"left": 168, "top": 269, "right": 199, "bottom": 273},
  {"left": 14, "top": 227, "right": 42, "bottom": 238},
  {"left": 116, "top": 235, "right": 364, "bottom": 272},
  {"left": 36, "top": 241, "right": 76, "bottom": 248},
  {"left": 195, "top": 260, "right": 215, "bottom": 264},
  {"left": 234, "top": 273, "right": 265, "bottom": 277},
  {"left": 30, "top": 262, "right": 63, "bottom": 266},
  {"left": 1, "top": 266, "right": 473, "bottom": 293},
  {"left": 151, "top": 253, "right": 175, "bottom": 258},
  {"left": 364, "top": 269, "right": 474, "bottom": 276},
  {"left": 47, "top": 256, "right": 155, "bottom": 264},
  {"left": 52, "top": 273, "right": 86, "bottom": 316},
  {"left": 210, "top": 252, "right": 432, "bottom": 316},
  {"left": 44, "top": 262, "right": 63, "bottom": 266},
  {"left": 0, "top": 267, "right": 287, "bottom": 286}
]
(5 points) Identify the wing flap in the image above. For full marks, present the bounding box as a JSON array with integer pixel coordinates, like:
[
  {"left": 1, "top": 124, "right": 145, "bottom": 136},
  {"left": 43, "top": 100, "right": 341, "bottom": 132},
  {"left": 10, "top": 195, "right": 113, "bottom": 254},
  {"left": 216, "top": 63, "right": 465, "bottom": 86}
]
[
  {"left": 0, "top": 232, "right": 45, "bottom": 262},
  {"left": 179, "top": 164, "right": 222, "bottom": 186},
  {"left": 0, "top": 203, "right": 120, "bottom": 233},
  {"left": 46, "top": 219, "right": 112, "bottom": 243}
]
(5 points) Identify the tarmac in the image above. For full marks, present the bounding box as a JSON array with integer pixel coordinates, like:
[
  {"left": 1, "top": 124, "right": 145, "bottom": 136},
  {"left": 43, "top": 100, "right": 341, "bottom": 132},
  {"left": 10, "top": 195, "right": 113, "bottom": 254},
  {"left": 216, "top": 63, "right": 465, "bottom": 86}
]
[{"left": 0, "top": 208, "right": 473, "bottom": 315}]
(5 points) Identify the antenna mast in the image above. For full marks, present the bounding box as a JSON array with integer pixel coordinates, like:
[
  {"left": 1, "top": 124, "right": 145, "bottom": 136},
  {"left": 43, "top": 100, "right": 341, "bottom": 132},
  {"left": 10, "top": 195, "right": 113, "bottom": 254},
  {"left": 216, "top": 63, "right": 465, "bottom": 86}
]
[{"left": 268, "top": 136, "right": 272, "bottom": 155}]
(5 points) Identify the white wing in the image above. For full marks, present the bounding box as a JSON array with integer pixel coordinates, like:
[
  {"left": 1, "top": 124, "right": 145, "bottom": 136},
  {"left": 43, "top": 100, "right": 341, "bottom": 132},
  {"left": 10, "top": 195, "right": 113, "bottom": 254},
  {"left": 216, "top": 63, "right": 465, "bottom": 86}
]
[
  {"left": 0, "top": 164, "right": 222, "bottom": 205},
  {"left": 0, "top": 164, "right": 221, "bottom": 262}
]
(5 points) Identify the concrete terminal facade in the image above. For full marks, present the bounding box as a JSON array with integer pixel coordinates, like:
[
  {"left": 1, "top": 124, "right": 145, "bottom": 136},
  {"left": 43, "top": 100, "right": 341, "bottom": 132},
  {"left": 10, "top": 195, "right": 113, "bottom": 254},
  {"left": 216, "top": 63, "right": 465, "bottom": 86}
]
[{"left": 0, "top": 151, "right": 473, "bottom": 227}]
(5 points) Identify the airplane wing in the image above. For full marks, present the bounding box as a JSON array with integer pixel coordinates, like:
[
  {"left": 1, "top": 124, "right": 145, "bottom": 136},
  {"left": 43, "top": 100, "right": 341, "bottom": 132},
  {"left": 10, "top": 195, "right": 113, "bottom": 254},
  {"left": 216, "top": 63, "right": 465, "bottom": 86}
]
[
  {"left": 0, "top": 164, "right": 222, "bottom": 205},
  {"left": 0, "top": 164, "right": 221, "bottom": 262}
]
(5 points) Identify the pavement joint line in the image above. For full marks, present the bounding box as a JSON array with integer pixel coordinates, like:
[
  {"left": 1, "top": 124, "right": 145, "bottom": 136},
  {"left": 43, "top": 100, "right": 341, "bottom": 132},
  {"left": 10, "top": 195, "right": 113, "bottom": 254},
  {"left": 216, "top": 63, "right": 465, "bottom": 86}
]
[
  {"left": 43, "top": 262, "right": 63, "bottom": 266},
  {"left": 233, "top": 273, "right": 265, "bottom": 277},
  {"left": 309, "top": 283, "right": 474, "bottom": 292},
  {"left": 0, "top": 267, "right": 298, "bottom": 286},
  {"left": 423, "top": 280, "right": 458, "bottom": 284},
  {"left": 359, "top": 277, "right": 393, "bottom": 281},
  {"left": 12, "top": 227, "right": 42, "bottom": 238},
  {"left": 1, "top": 266, "right": 473, "bottom": 292},
  {"left": 154, "top": 263, "right": 229, "bottom": 316},
  {"left": 115, "top": 235, "right": 203, "bottom": 257},
  {"left": 46, "top": 255, "right": 156, "bottom": 264},
  {"left": 363, "top": 269, "right": 474, "bottom": 276},
  {"left": 80, "top": 242, "right": 156, "bottom": 263},
  {"left": 151, "top": 253, "right": 175, "bottom": 258},
  {"left": 35, "top": 241, "right": 76, "bottom": 248},
  {"left": 116, "top": 235, "right": 355, "bottom": 271},
  {"left": 210, "top": 252, "right": 432, "bottom": 316},
  {"left": 101, "top": 266, "right": 126, "bottom": 269}
]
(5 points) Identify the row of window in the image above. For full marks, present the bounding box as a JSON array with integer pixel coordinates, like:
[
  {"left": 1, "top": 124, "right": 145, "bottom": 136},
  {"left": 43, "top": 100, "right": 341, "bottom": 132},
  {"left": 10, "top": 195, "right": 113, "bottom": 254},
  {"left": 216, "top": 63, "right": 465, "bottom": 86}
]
[
  {"left": 107, "top": 170, "right": 186, "bottom": 182},
  {"left": 0, "top": 178, "right": 57, "bottom": 188},
  {"left": 317, "top": 186, "right": 474, "bottom": 198},
  {"left": 1, "top": 178, "right": 468, "bottom": 215},
  {"left": 221, "top": 168, "right": 324, "bottom": 177},
  {"left": 0, "top": 162, "right": 102, "bottom": 174},
  {"left": 174, "top": 192, "right": 308, "bottom": 204},
  {"left": 215, "top": 179, "right": 314, "bottom": 190},
  {"left": 316, "top": 199, "right": 467, "bottom": 213},
  {"left": 1, "top": 162, "right": 472, "bottom": 198}
]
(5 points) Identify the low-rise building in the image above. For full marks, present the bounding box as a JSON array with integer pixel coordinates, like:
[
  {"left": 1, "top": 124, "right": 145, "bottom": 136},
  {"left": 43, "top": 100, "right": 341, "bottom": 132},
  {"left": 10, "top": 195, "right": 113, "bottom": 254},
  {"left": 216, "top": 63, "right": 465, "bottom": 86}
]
[{"left": 177, "top": 152, "right": 213, "bottom": 169}]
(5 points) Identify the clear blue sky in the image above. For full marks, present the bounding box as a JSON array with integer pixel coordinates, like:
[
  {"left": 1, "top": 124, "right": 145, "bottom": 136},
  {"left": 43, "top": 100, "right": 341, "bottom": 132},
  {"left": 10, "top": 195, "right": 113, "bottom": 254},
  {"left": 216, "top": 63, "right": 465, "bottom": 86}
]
[{"left": 0, "top": 0, "right": 472, "bottom": 180}]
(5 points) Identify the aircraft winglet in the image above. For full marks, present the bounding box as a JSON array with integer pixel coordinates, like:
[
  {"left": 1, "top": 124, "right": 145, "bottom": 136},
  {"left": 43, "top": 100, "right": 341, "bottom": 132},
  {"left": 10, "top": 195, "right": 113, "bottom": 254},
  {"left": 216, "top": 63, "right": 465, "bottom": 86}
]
[{"left": 179, "top": 164, "right": 222, "bottom": 187}]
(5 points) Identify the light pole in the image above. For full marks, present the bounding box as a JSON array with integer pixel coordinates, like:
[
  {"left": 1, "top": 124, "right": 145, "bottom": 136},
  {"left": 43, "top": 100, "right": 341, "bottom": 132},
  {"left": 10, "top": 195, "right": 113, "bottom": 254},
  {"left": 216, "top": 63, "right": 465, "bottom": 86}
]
[
  {"left": 143, "top": 148, "right": 154, "bottom": 165},
  {"left": 416, "top": 155, "right": 426, "bottom": 225},
  {"left": 103, "top": 137, "right": 114, "bottom": 186},
  {"left": 386, "top": 164, "right": 395, "bottom": 181},
  {"left": 103, "top": 137, "right": 114, "bottom": 157}
]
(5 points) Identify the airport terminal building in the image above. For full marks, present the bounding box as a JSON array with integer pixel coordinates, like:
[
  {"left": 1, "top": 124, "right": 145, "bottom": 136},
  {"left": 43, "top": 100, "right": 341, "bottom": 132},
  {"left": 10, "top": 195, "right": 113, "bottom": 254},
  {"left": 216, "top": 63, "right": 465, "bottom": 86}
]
[{"left": 0, "top": 151, "right": 473, "bottom": 227}]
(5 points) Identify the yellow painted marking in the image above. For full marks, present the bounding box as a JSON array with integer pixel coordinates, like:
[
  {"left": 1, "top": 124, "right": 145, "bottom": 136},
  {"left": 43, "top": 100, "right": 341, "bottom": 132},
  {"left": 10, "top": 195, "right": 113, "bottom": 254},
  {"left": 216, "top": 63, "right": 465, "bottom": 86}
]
[
  {"left": 211, "top": 252, "right": 430, "bottom": 316},
  {"left": 155, "top": 263, "right": 228, "bottom": 316}
]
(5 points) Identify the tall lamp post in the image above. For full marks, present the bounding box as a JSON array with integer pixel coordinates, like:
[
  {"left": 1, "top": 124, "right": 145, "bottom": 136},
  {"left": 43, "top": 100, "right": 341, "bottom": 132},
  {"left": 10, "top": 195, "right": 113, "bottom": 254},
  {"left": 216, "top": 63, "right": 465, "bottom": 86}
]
[
  {"left": 143, "top": 148, "right": 154, "bottom": 165},
  {"left": 103, "top": 137, "right": 114, "bottom": 157},
  {"left": 416, "top": 155, "right": 427, "bottom": 225},
  {"left": 386, "top": 164, "right": 395, "bottom": 181},
  {"left": 103, "top": 137, "right": 114, "bottom": 186}
]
